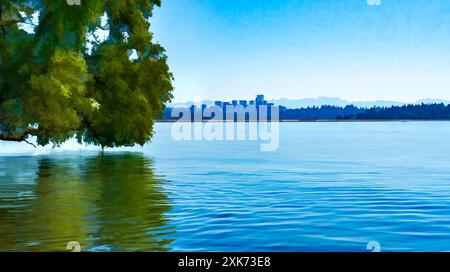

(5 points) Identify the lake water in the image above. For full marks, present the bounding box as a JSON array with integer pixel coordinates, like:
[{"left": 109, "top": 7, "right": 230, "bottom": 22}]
[{"left": 1, "top": 122, "right": 450, "bottom": 252}]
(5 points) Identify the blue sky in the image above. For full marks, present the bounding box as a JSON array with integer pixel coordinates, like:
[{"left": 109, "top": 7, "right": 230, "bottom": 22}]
[{"left": 151, "top": 0, "right": 450, "bottom": 102}]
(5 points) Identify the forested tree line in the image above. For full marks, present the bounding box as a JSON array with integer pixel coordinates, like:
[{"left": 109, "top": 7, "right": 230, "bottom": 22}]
[
  {"left": 279, "top": 103, "right": 450, "bottom": 120},
  {"left": 163, "top": 103, "right": 450, "bottom": 121}
]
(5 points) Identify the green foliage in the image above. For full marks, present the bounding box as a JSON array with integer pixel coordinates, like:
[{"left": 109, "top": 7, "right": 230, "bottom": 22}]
[
  {"left": 29, "top": 50, "right": 92, "bottom": 146},
  {"left": 0, "top": 0, "right": 173, "bottom": 147}
]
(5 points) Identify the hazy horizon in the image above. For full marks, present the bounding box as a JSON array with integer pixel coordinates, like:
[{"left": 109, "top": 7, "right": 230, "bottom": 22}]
[{"left": 168, "top": 96, "right": 450, "bottom": 106}]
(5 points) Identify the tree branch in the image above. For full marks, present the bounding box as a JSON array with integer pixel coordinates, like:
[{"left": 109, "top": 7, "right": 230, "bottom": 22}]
[
  {"left": 24, "top": 139, "right": 37, "bottom": 148},
  {"left": 80, "top": 112, "right": 102, "bottom": 144},
  {"left": 98, "top": 25, "right": 109, "bottom": 31},
  {"left": 0, "top": 127, "right": 39, "bottom": 147},
  {"left": 0, "top": 19, "right": 22, "bottom": 26}
]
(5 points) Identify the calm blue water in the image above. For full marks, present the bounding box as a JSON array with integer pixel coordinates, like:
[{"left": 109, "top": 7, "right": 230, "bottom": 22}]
[{"left": 1, "top": 122, "right": 450, "bottom": 251}]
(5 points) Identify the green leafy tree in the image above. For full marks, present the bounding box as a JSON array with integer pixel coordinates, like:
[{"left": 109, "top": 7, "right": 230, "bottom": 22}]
[{"left": 0, "top": 0, "right": 173, "bottom": 148}]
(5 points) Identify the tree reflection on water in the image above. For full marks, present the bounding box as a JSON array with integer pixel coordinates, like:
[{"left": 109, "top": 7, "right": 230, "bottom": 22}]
[{"left": 0, "top": 153, "right": 174, "bottom": 252}]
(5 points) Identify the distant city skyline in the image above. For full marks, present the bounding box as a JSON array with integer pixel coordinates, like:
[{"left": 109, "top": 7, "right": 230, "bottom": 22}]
[
  {"left": 163, "top": 93, "right": 450, "bottom": 121},
  {"left": 168, "top": 95, "right": 450, "bottom": 109},
  {"left": 152, "top": 0, "right": 450, "bottom": 103}
]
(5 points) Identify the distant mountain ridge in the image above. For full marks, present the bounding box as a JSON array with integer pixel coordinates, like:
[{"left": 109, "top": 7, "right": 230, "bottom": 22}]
[{"left": 169, "top": 97, "right": 450, "bottom": 109}]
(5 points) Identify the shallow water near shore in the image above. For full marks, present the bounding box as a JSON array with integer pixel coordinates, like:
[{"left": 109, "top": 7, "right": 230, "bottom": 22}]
[{"left": 1, "top": 122, "right": 450, "bottom": 251}]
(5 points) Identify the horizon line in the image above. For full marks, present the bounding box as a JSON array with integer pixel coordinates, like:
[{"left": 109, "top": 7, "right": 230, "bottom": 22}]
[{"left": 169, "top": 96, "right": 450, "bottom": 105}]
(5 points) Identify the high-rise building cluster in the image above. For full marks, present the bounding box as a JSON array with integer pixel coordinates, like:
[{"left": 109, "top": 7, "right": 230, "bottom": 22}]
[{"left": 164, "top": 95, "right": 276, "bottom": 121}]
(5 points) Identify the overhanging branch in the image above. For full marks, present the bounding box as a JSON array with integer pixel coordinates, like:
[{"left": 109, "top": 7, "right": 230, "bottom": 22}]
[
  {"left": 0, "top": 127, "right": 39, "bottom": 147},
  {"left": 0, "top": 19, "right": 22, "bottom": 26}
]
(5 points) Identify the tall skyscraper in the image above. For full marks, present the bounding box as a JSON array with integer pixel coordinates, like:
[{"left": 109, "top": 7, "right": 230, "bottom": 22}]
[{"left": 255, "top": 95, "right": 265, "bottom": 106}]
